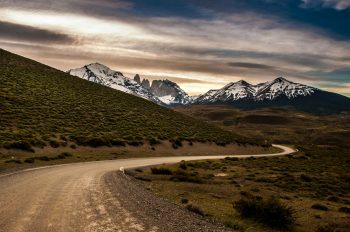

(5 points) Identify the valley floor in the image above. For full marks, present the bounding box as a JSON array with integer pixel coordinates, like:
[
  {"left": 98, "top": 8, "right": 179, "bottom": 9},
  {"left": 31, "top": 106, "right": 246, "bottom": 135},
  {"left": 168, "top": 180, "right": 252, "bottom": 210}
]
[{"left": 131, "top": 146, "right": 350, "bottom": 232}]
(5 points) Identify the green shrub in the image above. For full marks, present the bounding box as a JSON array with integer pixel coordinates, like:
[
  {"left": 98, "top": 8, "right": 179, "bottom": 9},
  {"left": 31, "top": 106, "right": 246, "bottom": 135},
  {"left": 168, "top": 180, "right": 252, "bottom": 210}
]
[
  {"left": 5, "top": 159, "right": 22, "bottom": 164},
  {"left": 300, "top": 174, "right": 312, "bottom": 182},
  {"left": 234, "top": 196, "right": 295, "bottom": 228},
  {"left": 127, "top": 141, "right": 143, "bottom": 146},
  {"left": 179, "top": 161, "right": 187, "bottom": 170},
  {"left": 111, "top": 139, "right": 126, "bottom": 147},
  {"left": 311, "top": 203, "right": 329, "bottom": 211},
  {"left": 86, "top": 137, "right": 110, "bottom": 147},
  {"left": 149, "top": 138, "right": 160, "bottom": 146},
  {"left": 49, "top": 140, "right": 60, "bottom": 148},
  {"left": 181, "top": 198, "right": 189, "bottom": 204},
  {"left": 186, "top": 204, "right": 205, "bottom": 216},
  {"left": 61, "top": 152, "right": 72, "bottom": 157},
  {"left": 338, "top": 207, "right": 350, "bottom": 214},
  {"left": 4, "top": 141, "right": 34, "bottom": 152},
  {"left": 37, "top": 156, "right": 50, "bottom": 161},
  {"left": 151, "top": 167, "right": 173, "bottom": 175},
  {"left": 224, "top": 157, "right": 239, "bottom": 161},
  {"left": 24, "top": 158, "right": 35, "bottom": 163},
  {"left": 70, "top": 144, "right": 77, "bottom": 149},
  {"left": 170, "top": 175, "right": 204, "bottom": 184}
]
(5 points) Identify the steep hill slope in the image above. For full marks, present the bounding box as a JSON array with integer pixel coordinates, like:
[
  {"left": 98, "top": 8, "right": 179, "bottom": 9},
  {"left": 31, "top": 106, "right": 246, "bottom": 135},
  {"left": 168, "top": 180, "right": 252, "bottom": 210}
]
[{"left": 0, "top": 49, "right": 247, "bottom": 151}]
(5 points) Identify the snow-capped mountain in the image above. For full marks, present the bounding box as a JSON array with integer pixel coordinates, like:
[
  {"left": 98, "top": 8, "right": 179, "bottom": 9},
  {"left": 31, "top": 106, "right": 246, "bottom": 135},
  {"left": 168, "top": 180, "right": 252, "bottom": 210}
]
[
  {"left": 195, "top": 77, "right": 316, "bottom": 103},
  {"left": 194, "top": 77, "right": 350, "bottom": 114},
  {"left": 150, "top": 80, "right": 191, "bottom": 105},
  {"left": 67, "top": 63, "right": 190, "bottom": 106}
]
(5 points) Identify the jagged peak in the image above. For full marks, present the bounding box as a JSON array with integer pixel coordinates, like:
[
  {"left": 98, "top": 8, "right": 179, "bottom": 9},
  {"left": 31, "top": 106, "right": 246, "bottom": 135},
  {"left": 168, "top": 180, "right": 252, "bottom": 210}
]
[{"left": 272, "top": 77, "right": 293, "bottom": 83}]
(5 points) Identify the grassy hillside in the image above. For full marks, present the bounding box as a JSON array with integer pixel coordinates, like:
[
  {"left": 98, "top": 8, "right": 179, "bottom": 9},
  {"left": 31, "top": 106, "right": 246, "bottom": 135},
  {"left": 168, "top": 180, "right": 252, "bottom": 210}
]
[{"left": 0, "top": 49, "right": 250, "bottom": 151}]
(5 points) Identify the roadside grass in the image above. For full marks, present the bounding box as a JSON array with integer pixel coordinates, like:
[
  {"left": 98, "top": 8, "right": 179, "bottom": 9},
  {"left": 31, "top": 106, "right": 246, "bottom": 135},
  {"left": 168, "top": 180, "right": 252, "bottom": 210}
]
[{"left": 132, "top": 146, "right": 350, "bottom": 232}]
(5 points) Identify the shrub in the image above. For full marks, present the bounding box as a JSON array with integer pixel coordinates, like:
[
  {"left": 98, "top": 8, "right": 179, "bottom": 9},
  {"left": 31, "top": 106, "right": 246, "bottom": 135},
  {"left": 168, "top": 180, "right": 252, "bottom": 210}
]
[
  {"left": 4, "top": 141, "right": 34, "bottom": 152},
  {"left": 127, "top": 141, "right": 143, "bottom": 146},
  {"left": 300, "top": 174, "right": 312, "bottom": 182},
  {"left": 56, "top": 154, "right": 66, "bottom": 159},
  {"left": 311, "top": 203, "right": 328, "bottom": 211},
  {"left": 61, "top": 152, "right": 72, "bottom": 157},
  {"left": 179, "top": 161, "right": 187, "bottom": 170},
  {"left": 5, "top": 159, "right": 22, "bottom": 164},
  {"left": 186, "top": 204, "right": 205, "bottom": 216},
  {"left": 316, "top": 223, "right": 340, "bottom": 232},
  {"left": 49, "top": 140, "right": 60, "bottom": 148},
  {"left": 37, "top": 156, "right": 50, "bottom": 161},
  {"left": 86, "top": 137, "right": 110, "bottom": 147},
  {"left": 338, "top": 207, "right": 350, "bottom": 214},
  {"left": 225, "top": 157, "right": 239, "bottom": 161},
  {"left": 149, "top": 138, "right": 160, "bottom": 146},
  {"left": 111, "top": 139, "right": 126, "bottom": 147},
  {"left": 151, "top": 167, "right": 173, "bottom": 175},
  {"left": 24, "top": 158, "right": 35, "bottom": 163},
  {"left": 171, "top": 138, "right": 183, "bottom": 149},
  {"left": 70, "top": 144, "right": 77, "bottom": 149},
  {"left": 170, "top": 175, "right": 204, "bottom": 184},
  {"left": 234, "top": 196, "right": 295, "bottom": 228},
  {"left": 181, "top": 198, "right": 189, "bottom": 204}
]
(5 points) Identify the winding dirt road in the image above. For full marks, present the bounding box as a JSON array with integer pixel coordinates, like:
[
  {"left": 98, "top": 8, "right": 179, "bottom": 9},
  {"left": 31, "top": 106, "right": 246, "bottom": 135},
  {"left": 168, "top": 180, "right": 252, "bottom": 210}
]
[{"left": 0, "top": 145, "right": 295, "bottom": 232}]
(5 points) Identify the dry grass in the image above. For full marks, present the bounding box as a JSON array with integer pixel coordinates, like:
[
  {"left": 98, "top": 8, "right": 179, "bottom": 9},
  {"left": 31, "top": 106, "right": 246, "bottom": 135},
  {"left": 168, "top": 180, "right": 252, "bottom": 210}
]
[{"left": 133, "top": 146, "right": 350, "bottom": 232}]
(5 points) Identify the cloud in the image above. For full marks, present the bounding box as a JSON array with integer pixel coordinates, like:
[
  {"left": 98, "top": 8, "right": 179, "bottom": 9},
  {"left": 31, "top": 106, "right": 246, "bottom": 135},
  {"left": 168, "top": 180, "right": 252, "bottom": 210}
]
[
  {"left": 0, "top": 1, "right": 349, "bottom": 95},
  {"left": 0, "top": 21, "right": 74, "bottom": 44},
  {"left": 300, "top": 0, "right": 350, "bottom": 10},
  {"left": 227, "top": 62, "right": 276, "bottom": 70}
]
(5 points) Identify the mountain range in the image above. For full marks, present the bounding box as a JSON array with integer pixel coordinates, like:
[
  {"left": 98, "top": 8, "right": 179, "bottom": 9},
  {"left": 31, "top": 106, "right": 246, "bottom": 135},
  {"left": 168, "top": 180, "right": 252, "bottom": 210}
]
[
  {"left": 68, "top": 63, "right": 190, "bottom": 106},
  {"left": 68, "top": 63, "right": 350, "bottom": 114}
]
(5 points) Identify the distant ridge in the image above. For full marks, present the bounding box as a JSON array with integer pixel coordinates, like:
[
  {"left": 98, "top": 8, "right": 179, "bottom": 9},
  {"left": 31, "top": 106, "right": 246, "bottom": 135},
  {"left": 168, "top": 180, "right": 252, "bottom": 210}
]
[{"left": 193, "top": 77, "right": 350, "bottom": 114}]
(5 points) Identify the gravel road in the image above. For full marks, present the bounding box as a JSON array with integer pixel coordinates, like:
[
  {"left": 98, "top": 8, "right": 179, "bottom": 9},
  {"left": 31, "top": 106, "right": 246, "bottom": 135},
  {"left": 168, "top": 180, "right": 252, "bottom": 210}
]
[{"left": 0, "top": 145, "right": 294, "bottom": 232}]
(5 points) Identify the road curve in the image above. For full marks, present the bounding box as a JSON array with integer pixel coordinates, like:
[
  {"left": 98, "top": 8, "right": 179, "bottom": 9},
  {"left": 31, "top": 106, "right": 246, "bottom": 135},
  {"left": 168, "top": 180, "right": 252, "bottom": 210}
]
[{"left": 0, "top": 144, "right": 295, "bottom": 232}]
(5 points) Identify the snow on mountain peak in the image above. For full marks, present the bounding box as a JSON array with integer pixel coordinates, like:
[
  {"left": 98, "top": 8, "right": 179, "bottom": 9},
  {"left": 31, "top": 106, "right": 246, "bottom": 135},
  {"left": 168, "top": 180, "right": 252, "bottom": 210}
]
[
  {"left": 195, "top": 77, "right": 318, "bottom": 104},
  {"left": 67, "top": 64, "right": 190, "bottom": 106}
]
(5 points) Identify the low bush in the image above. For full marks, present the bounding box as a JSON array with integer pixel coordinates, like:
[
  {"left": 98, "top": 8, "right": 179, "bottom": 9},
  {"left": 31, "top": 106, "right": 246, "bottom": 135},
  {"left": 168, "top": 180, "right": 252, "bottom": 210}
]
[
  {"left": 61, "top": 152, "right": 72, "bottom": 157},
  {"left": 37, "top": 156, "right": 50, "bottom": 161},
  {"left": 300, "top": 174, "right": 312, "bottom": 182},
  {"left": 127, "top": 141, "right": 143, "bottom": 146},
  {"left": 170, "top": 175, "right": 204, "bottom": 184},
  {"left": 234, "top": 196, "right": 295, "bottom": 228},
  {"left": 311, "top": 203, "right": 329, "bottom": 211},
  {"left": 151, "top": 167, "right": 173, "bottom": 175},
  {"left": 338, "top": 207, "right": 350, "bottom": 214},
  {"left": 49, "top": 140, "right": 60, "bottom": 148},
  {"left": 4, "top": 141, "right": 34, "bottom": 152},
  {"left": 224, "top": 157, "right": 239, "bottom": 161},
  {"left": 179, "top": 161, "right": 187, "bottom": 170},
  {"left": 5, "top": 159, "right": 22, "bottom": 164},
  {"left": 181, "top": 198, "right": 189, "bottom": 204},
  {"left": 149, "top": 138, "right": 161, "bottom": 146},
  {"left": 24, "top": 158, "right": 35, "bottom": 163},
  {"left": 186, "top": 204, "right": 205, "bottom": 216}
]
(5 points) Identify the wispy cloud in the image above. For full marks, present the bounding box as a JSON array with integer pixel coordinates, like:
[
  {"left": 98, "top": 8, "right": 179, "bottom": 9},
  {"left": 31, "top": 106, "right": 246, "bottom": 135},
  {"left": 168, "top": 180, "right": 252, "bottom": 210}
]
[
  {"left": 301, "top": 0, "right": 350, "bottom": 10},
  {"left": 0, "top": 21, "right": 74, "bottom": 44}
]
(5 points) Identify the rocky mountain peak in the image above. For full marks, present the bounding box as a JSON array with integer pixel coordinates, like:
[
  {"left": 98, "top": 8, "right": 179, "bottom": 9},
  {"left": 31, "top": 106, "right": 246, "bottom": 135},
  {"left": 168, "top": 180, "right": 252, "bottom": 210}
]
[{"left": 134, "top": 74, "right": 141, "bottom": 84}]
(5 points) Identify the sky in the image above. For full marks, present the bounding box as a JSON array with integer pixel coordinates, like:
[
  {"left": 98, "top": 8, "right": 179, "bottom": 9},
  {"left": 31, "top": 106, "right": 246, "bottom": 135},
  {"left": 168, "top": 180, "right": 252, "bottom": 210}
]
[{"left": 0, "top": 0, "right": 349, "bottom": 96}]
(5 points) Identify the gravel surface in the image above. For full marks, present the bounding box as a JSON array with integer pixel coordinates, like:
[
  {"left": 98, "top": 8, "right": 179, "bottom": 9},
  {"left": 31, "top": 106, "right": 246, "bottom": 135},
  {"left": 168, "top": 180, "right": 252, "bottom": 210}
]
[{"left": 104, "top": 171, "right": 232, "bottom": 232}]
